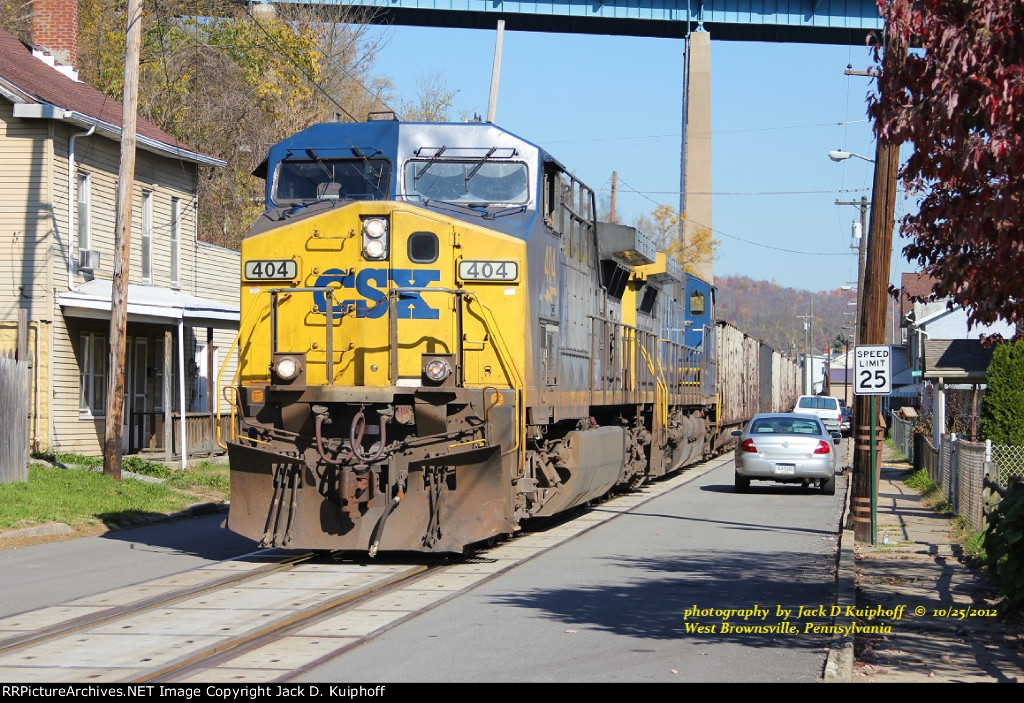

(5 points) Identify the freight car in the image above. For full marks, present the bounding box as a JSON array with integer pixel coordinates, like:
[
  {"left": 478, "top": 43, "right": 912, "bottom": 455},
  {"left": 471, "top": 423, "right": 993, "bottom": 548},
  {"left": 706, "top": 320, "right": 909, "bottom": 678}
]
[{"left": 221, "top": 116, "right": 799, "bottom": 555}]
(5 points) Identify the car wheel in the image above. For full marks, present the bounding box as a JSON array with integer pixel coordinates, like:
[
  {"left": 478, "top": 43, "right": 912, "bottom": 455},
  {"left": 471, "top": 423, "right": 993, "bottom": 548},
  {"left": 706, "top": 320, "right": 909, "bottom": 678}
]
[
  {"left": 735, "top": 473, "right": 750, "bottom": 493},
  {"left": 821, "top": 474, "right": 836, "bottom": 496}
]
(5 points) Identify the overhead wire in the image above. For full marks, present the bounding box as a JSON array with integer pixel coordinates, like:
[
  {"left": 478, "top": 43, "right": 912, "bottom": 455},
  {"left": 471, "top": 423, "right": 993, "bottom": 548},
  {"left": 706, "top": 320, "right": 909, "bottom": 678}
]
[
  {"left": 616, "top": 177, "right": 851, "bottom": 257},
  {"left": 240, "top": 3, "right": 402, "bottom": 121}
]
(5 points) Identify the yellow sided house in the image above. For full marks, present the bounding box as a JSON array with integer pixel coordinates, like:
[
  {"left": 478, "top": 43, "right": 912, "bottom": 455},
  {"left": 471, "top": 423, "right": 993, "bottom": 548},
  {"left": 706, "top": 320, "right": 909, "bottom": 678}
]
[{"left": 0, "top": 22, "right": 238, "bottom": 464}]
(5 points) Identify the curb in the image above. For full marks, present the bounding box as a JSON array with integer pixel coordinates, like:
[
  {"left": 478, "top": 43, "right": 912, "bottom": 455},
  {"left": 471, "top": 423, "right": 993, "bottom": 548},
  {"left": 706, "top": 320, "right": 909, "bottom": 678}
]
[
  {"left": 0, "top": 501, "right": 228, "bottom": 545},
  {"left": 824, "top": 465, "right": 856, "bottom": 682}
]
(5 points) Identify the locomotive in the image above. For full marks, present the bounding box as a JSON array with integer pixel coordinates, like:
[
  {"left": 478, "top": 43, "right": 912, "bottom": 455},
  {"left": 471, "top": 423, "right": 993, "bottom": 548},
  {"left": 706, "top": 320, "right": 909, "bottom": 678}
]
[{"left": 223, "top": 115, "right": 795, "bottom": 554}]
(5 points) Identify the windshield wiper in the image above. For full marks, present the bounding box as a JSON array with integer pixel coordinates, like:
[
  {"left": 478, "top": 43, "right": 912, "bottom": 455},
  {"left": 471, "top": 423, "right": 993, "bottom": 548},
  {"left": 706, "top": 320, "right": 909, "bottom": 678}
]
[
  {"left": 415, "top": 147, "right": 447, "bottom": 181},
  {"left": 305, "top": 149, "right": 334, "bottom": 180},
  {"left": 351, "top": 146, "right": 384, "bottom": 187},
  {"left": 465, "top": 147, "right": 497, "bottom": 184}
]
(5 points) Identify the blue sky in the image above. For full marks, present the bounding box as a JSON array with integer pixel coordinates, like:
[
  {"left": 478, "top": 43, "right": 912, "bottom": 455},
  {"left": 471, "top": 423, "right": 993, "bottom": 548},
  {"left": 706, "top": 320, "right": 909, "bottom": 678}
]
[{"left": 367, "top": 24, "right": 917, "bottom": 293}]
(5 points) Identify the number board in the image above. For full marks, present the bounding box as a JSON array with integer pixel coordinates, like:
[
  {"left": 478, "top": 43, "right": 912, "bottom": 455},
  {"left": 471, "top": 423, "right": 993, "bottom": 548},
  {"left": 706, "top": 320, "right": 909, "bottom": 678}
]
[
  {"left": 244, "top": 259, "right": 297, "bottom": 281},
  {"left": 854, "top": 344, "right": 891, "bottom": 395},
  {"left": 458, "top": 260, "right": 518, "bottom": 282}
]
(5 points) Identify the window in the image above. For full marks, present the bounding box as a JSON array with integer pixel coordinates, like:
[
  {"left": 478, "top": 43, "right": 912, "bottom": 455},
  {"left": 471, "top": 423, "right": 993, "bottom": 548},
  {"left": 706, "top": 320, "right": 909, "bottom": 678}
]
[
  {"left": 79, "top": 332, "right": 106, "bottom": 415},
  {"left": 689, "top": 291, "right": 705, "bottom": 317},
  {"left": 142, "top": 191, "right": 153, "bottom": 284},
  {"left": 274, "top": 158, "right": 391, "bottom": 205},
  {"left": 170, "top": 197, "right": 181, "bottom": 289},
  {"left": 405, "top": 160, "right": 528, "bottom": 204},
  {"left": 408, "top": 231, "right": 438, "bottom": 263},
  {"left": 77, "top": 172, "right": 91, "bottom": 252}
]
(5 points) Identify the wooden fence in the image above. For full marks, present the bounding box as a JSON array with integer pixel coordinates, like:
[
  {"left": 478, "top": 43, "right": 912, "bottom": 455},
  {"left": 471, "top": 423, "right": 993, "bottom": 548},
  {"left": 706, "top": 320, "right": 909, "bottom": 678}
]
[{"left": 0, "top": 353, "right": 30, "bottom": 483}]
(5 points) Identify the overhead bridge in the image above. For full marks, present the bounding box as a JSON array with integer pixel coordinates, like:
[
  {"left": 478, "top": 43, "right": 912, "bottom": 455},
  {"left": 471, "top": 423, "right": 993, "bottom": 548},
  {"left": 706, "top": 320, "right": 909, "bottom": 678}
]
[{"left": 265, "top": 0, "right": 884, "bottom": 45}]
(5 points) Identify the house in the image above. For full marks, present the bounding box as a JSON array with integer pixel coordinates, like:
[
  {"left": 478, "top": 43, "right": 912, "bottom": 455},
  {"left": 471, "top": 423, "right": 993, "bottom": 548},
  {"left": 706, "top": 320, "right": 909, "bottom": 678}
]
[
  {"left": 897, "top": 272, "right": 1014, "bottom": 443},
  {"left": 0, "top": 6, "right": 239, "bottom": 465}
]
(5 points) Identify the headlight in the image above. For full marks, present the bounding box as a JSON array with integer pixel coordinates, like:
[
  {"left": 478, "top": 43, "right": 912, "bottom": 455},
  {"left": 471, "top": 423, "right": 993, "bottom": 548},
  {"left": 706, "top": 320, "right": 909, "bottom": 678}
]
[
  {"left": 274, "top": 355, "right": 301, "bottom": 381},
  {"left": 424, "top": 358, "right": 451, "bottom": 382},
  {"left": 364, "top": 237, "right": 386, "bottom": 259},
  {"left": 362, "top": 217, "right": 389, "bottom": 260},
  {"left": 363, "top": 218, "right": 387, "bottom": 238}
]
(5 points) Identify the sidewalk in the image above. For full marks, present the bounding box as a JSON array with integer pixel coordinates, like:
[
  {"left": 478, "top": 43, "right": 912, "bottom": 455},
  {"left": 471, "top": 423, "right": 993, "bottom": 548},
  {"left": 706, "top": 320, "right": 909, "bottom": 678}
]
[{"left": 831, "top": 445, "right": 1024, "bottom": 682}]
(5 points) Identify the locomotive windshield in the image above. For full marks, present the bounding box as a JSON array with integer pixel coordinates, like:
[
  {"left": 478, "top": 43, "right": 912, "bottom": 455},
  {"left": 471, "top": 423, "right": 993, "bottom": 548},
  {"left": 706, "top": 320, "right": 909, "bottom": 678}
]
[
  {"left": 404, "top": 160, "right": 529, "bottom": 204},
  {"left": 273, "top": 157, "right": 391, "bottom": 205}
]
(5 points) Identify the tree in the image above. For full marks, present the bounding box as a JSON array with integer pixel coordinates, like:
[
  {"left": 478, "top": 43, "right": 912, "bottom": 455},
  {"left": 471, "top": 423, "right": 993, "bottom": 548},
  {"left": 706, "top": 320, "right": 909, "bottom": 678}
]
[
  {"left": 979, "top": 340, "right": 1024, "bottom": 445},
  {"left": 635, "top": 204, "right": 718, "bottom": 276},
  {"left": 401, "top": 70, "right": 460, "bottom": 122},
  {"left": 870, "top": 0, "right": 1024, "bottom": 337},
  {"left": 75, "top": 1, "right": 396, "bottom": 249}
]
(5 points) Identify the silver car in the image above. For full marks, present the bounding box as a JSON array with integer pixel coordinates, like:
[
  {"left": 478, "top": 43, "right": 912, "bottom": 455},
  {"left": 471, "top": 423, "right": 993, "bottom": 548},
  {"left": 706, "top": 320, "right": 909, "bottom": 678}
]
[{"left": 731, "top": 413, "right": 840, "bottom": 494}]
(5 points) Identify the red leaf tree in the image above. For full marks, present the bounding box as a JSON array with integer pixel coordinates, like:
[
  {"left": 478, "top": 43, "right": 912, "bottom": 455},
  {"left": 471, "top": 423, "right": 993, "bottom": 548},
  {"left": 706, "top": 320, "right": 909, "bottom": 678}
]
[{"left": 869, "top": 0, "right": 1024, "bottom": 335}]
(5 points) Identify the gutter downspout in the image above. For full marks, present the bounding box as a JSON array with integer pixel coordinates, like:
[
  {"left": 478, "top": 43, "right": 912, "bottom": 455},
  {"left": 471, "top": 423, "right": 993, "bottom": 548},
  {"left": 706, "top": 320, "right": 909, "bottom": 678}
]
[{"left": 67, "top": 125, "right": 96, "bottom": 291}]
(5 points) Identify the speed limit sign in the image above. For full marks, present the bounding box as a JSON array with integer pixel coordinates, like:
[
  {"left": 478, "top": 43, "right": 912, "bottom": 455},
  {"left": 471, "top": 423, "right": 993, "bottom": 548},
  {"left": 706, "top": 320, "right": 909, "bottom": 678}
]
[{"left": 854, "top": 345, "right": 891, "bottom": 395}]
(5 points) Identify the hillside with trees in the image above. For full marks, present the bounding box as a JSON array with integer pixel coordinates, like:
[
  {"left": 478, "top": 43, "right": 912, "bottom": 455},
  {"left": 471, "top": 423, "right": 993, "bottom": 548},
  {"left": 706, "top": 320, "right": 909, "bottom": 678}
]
[{"left": 714, "top": 275, "right": 895, "bottom": 356}]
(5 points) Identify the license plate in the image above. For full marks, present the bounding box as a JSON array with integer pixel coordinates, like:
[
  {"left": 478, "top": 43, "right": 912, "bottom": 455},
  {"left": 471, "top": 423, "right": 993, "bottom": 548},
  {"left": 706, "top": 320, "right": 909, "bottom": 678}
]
[{"left": 774, "top": 463, "right": 796, "bottom": 475}]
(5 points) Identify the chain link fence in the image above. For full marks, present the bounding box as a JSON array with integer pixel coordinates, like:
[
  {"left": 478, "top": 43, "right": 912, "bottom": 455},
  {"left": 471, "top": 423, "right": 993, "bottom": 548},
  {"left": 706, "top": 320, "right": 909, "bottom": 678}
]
[{"left": 890, "top": 412, "right": 1024, "bottom": 530}]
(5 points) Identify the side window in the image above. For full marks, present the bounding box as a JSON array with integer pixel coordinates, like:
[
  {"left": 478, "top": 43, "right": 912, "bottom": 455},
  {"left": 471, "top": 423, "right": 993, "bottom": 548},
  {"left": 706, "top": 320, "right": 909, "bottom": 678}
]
[
  {"left": 77, "top": 172, "right": 91, "bottom": 251},
  {"left": 170, "top": 197, "right": 181, "bottom": 289},
  {"left": 543, "top": 166, "right": 562, "bottom": 235},
  {"left": 142, "top": 191, "right": 153, "bottom": 285},
  {"left": 689, "top": 291, "right": 705, "bottom": 317},
  {"left": 79, "top": 331, "right": 107, "bottom": 416}
]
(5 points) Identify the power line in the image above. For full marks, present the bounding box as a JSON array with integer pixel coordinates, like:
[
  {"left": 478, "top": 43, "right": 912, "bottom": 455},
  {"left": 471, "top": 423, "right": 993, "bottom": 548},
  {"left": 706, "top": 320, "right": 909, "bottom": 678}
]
[
  {"left": 596, "top": 187, "right": 870, "bottom": 197},
  {"left": 616, "top": 177, "right": 851, "bottom": 257}
]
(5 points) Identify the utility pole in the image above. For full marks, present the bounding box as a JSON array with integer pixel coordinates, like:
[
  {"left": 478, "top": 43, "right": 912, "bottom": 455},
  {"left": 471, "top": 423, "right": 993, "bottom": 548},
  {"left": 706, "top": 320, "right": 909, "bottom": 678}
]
[
  {"left": 103, "top": 0, "right": 143, "bottom": 480},
  {"left": 852, "top": 28, "right": 906, "bottom": 543},
  {"left": 610, "top": 171, "right": 618, "bottom": 223},
  {"left": 798, "top": 298, "right": 813, "bottom": 395},
  {"left": 836, "top": 196, "right": 869, "bottom": 325}
]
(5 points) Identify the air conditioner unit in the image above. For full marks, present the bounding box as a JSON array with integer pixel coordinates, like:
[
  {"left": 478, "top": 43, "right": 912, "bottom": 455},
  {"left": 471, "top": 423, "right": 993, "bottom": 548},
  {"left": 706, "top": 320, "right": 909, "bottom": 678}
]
[{"left": 78, "top": 249, "right": 101, "bottom": 272}]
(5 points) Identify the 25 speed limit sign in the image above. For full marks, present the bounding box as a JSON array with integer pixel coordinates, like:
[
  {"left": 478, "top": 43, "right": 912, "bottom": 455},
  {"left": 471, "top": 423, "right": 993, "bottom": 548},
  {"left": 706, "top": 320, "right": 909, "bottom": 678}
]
[{"left": 854, "top": 345, "right": 891, "bottom": 395}]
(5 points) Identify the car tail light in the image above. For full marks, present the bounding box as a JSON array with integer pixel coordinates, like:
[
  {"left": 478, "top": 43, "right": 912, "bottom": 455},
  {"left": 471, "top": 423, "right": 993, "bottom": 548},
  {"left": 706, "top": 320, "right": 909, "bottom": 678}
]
[
  {"left": 814, "top": 440, "right": 832, "bottom": 455},
  {"left": 740, "top": 438, "right": 758, "bottom": 453}
]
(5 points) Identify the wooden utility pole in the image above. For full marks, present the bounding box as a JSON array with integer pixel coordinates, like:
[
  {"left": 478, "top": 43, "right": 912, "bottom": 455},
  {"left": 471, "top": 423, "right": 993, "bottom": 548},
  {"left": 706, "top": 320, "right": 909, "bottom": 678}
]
[
  {"left": 103, "top": 0, "right": 143, "bottom": 480},
  {"left": 852, "top": 27, "right": 906, "bottom": 542}
]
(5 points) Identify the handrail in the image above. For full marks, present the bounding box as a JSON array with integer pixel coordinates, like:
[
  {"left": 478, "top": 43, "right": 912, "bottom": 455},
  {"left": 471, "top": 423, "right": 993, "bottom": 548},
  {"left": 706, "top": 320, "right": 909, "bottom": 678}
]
[
  {"left": 464, "top": 292, "right": 526, "bottom": 473},
  {"left": 215, "top": 289, "right": 274, "bottom": 450}
]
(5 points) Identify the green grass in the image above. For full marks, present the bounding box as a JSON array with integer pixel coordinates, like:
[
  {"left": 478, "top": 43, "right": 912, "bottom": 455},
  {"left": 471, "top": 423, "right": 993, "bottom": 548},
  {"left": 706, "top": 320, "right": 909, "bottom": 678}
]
[
  {"left": 904, "top": 466, "right": 951, "bottom": 511},
  {"left": 900, "top": 465, "right": 986, "bottom": 558},
  {"left": 0, "top": 458, "right": 230, "bottom": 532}
]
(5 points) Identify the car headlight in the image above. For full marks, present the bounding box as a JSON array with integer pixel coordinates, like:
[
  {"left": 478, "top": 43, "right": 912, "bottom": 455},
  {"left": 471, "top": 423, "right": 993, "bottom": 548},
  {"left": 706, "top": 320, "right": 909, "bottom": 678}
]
[{"left": 362, "top": 217, "right": 389, "bottom": 260}]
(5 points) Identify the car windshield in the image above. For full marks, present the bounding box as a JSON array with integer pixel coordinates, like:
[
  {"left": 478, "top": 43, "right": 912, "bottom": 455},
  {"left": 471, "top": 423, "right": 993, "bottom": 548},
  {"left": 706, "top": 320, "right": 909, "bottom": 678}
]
[
  {"left": 750, "top": 418, "right": 822, "bottom": 435},
  {"left": 404, "top": 160, "right": 529, "bottom": 204},
  {"left": 274, "top": 157, "right": 391, "bottom": 204}
]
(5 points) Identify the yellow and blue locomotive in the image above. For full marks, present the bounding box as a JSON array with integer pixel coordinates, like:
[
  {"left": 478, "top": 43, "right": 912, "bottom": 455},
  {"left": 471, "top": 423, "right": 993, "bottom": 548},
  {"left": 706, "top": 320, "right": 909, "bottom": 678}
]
[{"left": 225, "top": 116, "right": 722, "bottom": 554}]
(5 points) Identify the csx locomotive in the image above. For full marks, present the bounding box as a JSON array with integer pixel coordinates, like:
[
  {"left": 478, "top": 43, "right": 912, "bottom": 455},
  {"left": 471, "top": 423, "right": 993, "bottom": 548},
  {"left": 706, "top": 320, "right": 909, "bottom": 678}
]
[{"left": 224, "top": 116, "right": 785, "bottom": 554}]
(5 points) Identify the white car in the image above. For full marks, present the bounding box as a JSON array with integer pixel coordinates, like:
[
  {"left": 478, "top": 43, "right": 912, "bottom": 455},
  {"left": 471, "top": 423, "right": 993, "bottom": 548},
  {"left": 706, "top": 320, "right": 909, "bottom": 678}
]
[{"left": 792, "top": 395, "right": 843, "bottom": 434}]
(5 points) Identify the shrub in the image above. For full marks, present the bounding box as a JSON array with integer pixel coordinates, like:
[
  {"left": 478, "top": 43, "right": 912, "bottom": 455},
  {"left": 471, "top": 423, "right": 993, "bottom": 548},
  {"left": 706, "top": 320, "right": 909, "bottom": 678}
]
[
  {"left": 982, "top": 479, "right": 1024, "bottom": 622},
  {"left": 979, "top": 340, "right": 1024, "bottom": 445}
]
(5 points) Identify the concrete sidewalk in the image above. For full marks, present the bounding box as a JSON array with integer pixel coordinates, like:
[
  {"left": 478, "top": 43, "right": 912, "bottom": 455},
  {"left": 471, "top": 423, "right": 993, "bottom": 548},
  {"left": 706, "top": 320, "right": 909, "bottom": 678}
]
[{"left": 830, "top": 448, "right": 1024, "bottom": 683}]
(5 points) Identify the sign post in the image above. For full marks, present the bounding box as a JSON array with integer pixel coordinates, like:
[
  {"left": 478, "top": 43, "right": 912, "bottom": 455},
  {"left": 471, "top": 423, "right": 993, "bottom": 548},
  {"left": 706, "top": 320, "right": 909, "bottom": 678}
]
[{"left": 854, "top": 345, "right": 891, "bottom": 544}]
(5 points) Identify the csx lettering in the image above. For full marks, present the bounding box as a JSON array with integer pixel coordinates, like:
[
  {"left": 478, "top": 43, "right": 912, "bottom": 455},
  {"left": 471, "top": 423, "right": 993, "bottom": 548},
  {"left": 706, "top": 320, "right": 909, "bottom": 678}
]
[{"left": 314, "top": 268, "right": 441, "bottom": 319}]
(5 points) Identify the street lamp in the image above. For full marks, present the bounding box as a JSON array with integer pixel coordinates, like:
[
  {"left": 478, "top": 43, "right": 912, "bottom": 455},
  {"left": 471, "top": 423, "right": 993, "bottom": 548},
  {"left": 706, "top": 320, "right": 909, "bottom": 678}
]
[{"left": 828, "top": 149, "right": 876, "bottom": 164}]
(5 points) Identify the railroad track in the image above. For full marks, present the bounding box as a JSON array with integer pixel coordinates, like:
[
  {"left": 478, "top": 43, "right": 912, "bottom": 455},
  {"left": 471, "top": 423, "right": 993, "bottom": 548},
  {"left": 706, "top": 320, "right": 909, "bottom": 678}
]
[
  {"left": 0, "top": 456, "right": 727, "bottom": 683},
  {"left": 0, "top": 549, "right": 435, "bottom": 682}
]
